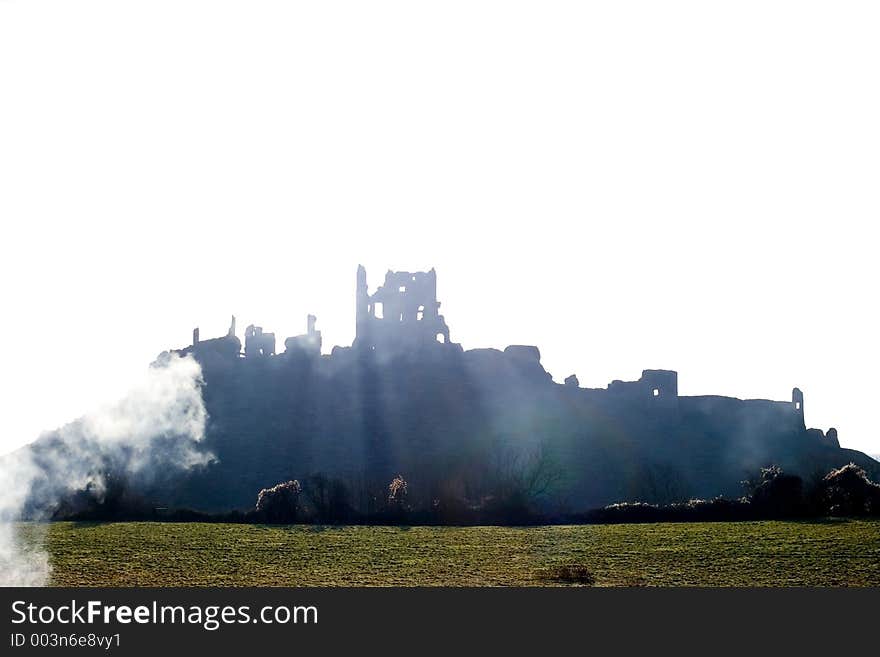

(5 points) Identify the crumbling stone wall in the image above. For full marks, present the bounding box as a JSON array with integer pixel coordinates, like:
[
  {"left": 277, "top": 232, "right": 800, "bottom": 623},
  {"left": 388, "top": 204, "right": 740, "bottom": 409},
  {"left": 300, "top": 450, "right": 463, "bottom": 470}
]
[
  {"left": 284, "top": 314, "right": 322, "bottom": 356},
  {"left": 245, "top": 325, "right": 275, "bottom": 358}
]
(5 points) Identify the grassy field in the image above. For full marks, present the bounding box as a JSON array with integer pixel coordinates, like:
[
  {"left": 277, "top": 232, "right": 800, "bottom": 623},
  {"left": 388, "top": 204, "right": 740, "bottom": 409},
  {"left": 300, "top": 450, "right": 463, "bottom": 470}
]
[{"left": 24, "top": 519, "right": 880, "bottom": 586}]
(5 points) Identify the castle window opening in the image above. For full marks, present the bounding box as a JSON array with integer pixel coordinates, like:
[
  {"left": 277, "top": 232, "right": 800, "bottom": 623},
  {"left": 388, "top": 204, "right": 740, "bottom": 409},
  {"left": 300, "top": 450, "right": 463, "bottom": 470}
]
[
  {"left": 653, "top": 388, "right": 660, "bottom": 397},
  {"left": 436, "top": 333, "right": 446, "bottom": 344},
  {"left": 795, "top": 402, "right": 801, "bottom": 410},
  {"left": 417, "top": 306, "right": 425, "bottom": 321},
  {"left": 374, "top": 302, "right": 384, "bottom": 319},
  {"left": 399, "top": 286, "right": 406, "bottom": 292}
]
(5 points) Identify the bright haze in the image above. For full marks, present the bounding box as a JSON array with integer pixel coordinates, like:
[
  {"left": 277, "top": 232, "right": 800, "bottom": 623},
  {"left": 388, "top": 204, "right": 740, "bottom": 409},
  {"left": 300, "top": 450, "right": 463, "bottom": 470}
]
[{"left": 1, "top": 2, "right": 877, "bottom": 457}]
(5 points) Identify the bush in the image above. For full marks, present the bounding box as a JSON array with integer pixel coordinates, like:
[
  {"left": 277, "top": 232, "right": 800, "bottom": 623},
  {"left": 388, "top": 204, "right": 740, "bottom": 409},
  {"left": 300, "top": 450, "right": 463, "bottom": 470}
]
[
  {"left": 388, "top": 475, "right": 408, "bottom": 508},
  {"left": 593, "top": 501, "right": 665, "bottom": 523},
  {"left": 744, "top": 465, "right": 805, "bottom": 517},
  {"left": 255, "top": 480, "right": 302, "bottom": 523},
  {"left": 577, "top": 497, "right": 755, "bottom": 524},
  {"left": 822, "top": 463, "right": 880, "bottom": 516},
  {"left": 537, "top": 564, "right": 596, "bottom": 585},
  {"left": 424, "top": 492, "right": 478, "bottom": 525},
  {"left": 479, "top": 491, "right": 534, "bottom": 524}
]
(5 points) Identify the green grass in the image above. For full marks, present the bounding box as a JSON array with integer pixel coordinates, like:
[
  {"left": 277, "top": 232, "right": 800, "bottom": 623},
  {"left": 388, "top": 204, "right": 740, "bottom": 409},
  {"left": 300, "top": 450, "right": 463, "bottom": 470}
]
[{"left": 21, "top": 519, "right": 880, "bottom": 586}]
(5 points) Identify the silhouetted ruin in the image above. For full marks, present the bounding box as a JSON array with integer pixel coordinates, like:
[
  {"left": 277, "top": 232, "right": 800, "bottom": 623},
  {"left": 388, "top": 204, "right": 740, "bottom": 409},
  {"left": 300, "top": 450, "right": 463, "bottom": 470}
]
[
  {"left": 30, "top": 265, "right": 877, "bottom": 518},
  {"left": 244, "top": 324, "right": 276, "bottom": 358},
  {"left": 180, "top": 315, "right": 240, "bottom": 360},
  {"left": 284, "top": 315, "right": 322, "bottom": 356},
  {"left": 355, "top": 265, "right": 451, "bottom": 351}
]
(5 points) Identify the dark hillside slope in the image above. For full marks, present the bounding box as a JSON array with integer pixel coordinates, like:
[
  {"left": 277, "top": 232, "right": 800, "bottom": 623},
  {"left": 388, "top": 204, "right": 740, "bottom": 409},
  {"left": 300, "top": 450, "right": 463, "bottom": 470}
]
[{"left": 141, "top": 343, "right": 879, "bottom": 512}]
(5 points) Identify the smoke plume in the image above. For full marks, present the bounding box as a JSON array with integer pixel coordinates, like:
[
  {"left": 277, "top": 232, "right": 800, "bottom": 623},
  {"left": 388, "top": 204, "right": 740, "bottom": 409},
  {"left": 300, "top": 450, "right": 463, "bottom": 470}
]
[{"left": 0, "top": 353, "right": 211, "bottom": 586}]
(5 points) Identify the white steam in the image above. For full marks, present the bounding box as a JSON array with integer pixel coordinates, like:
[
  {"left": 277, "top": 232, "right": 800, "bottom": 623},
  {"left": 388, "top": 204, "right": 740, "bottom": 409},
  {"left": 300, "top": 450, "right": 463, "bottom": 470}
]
[{"left": 0, "top": 353, "right": 211, "bottom": 586}]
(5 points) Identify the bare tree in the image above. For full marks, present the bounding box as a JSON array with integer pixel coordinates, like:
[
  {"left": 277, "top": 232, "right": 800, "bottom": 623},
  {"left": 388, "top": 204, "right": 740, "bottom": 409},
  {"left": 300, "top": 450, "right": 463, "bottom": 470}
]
[
  {"left": 488, "top": 439, "right": 564, "bottom": 505},
  {"left": 634, "top": 463, "right": 691, "bottom": 505}
]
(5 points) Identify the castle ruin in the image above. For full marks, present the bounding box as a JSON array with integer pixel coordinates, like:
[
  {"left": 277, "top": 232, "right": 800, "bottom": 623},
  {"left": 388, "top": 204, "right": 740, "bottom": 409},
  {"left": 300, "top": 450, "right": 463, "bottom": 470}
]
[
  {"left": 172, "top": 265, "right": 838, "bottom": 453},
  {"left": 354, "top": 265, "right": 451, "bottom": 351}
]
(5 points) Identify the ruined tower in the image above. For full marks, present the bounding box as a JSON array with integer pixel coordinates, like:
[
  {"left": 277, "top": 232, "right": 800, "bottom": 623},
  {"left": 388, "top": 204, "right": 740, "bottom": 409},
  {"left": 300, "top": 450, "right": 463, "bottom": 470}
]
[
  {"left": 245, "top": 325, "right": 275, "bottom": 357},
  {"left": 354, "top": 265, "right": 452, "bottom": 352},
  {"left": 356, "top": 264, "right": 369, "bottom": 343},
  {"left": 792, "top": 387, "right": 804, "bottom": 416}
]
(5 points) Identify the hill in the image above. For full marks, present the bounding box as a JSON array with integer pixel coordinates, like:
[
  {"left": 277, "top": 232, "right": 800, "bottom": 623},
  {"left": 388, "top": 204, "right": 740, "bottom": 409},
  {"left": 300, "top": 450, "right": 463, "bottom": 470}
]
[{"left": 24, "top": 266, "right": 880, "bottom": 516}]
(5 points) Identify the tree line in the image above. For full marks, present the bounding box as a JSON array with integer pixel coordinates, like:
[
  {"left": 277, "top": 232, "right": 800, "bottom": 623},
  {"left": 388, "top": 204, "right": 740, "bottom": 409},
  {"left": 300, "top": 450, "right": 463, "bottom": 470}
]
[{"left": 51, "top": 455, "right": 880, "bottom": 525}]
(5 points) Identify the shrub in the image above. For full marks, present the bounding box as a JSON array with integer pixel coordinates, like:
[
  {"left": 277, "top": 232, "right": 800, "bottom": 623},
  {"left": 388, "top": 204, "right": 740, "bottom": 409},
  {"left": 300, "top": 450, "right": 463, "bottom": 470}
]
[
  {"left": 595, "top": 501, "right": 664, "bottom": 523},
  {"left": 255, "top": 480, "right": 302, "bottom": 523},
  {"left": 822, "top": 463, "right": 880, "bottom": 516},
  {"left": 427, "top": 493, "right": 479, "bottom": 525},
  {"left": 577, "top": 497, "right": 754, "bottom": 524},
  {"left": 388, "top": 475, "right": 408, "bottom": 508},
  {"left": 743, "top": 465, "right": 805, "bottom": 517},
  {"left": 537, "top": 564, "right": 596, "bottom": 585}
]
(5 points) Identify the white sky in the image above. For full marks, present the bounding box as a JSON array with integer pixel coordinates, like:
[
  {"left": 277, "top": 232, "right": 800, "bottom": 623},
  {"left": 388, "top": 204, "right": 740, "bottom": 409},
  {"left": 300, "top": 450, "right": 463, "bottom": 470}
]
[{"left": 1, "top": 2, "right": 878, "bottom": 457}]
